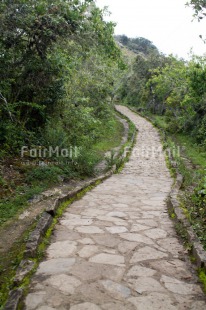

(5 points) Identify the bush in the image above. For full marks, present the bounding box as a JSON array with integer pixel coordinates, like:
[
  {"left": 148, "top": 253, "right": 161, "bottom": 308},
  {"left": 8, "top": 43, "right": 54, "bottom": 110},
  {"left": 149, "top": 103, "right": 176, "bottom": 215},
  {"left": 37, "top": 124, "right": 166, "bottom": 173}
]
[{"left": 25, "top": 166, "right": 63, "bottom": 184}]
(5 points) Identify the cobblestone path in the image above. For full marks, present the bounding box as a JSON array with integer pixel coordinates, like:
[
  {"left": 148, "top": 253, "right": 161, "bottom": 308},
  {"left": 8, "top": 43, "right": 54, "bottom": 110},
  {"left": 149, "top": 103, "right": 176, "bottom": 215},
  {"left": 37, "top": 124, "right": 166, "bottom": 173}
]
[{"left": 24, "top": 106, "right": 206, "bottom": 310}]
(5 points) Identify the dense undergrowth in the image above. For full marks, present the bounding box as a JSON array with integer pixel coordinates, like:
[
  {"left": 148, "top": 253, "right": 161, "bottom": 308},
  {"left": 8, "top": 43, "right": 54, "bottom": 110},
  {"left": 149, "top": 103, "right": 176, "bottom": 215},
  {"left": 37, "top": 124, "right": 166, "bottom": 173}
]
[
  {"left": 0, "top": 0, "right": 127, "bottom": 226},
  {"left": 0, "top": 115, "right": 124, "bottom": 227}
]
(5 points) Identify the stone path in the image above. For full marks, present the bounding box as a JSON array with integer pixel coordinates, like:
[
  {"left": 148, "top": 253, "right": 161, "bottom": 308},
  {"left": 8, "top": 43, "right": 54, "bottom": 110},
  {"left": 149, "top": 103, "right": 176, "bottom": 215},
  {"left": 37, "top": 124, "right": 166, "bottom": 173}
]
[{"left": 24, "top": 106, "right": 206, "bottom": 310}]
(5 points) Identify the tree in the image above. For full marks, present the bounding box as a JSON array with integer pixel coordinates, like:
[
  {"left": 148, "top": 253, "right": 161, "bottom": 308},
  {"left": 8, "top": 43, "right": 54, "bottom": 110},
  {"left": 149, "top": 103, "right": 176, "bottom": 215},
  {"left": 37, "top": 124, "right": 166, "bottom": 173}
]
[
  {"left": 0, "top": 0, "right": 93, "bottom": 126},
  {"left": 187, "top": 0, "right": 206, "bottom": 20},
  {"left": 0, "top": 0, "right": 124, "bottom": 155}
]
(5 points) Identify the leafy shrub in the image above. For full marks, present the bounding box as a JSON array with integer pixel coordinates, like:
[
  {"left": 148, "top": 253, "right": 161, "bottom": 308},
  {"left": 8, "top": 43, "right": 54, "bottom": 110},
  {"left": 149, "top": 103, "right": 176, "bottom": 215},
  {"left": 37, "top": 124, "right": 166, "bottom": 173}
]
[
  {"left": 189, "top": 172, "right": 206, "bottom": 248},
  {"left": 26, "top": 166, "right": 63, "bottom": 184}
]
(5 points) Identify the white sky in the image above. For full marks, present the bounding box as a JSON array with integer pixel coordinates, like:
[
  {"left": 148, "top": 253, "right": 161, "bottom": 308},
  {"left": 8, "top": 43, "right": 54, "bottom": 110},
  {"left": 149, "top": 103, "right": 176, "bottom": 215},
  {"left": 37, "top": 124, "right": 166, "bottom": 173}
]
[{"left": 95, "top": 0, "right": 206, "bottom": 59}]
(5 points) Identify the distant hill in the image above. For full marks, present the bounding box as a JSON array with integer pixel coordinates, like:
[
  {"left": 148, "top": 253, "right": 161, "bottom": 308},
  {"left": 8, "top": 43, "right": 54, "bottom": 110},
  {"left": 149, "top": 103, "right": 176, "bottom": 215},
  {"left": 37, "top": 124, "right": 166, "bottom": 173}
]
[{"left": 115, "top": 35, "right": 159, "bottom": 56}]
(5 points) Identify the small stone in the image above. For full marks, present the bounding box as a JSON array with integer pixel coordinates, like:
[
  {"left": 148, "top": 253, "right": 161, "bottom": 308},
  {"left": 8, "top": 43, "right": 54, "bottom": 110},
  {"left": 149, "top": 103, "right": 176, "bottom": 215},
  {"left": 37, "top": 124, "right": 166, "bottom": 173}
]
[
  {"left": 157, "top": 238, "right": 183, "bottom": 255},
  {"left": 190, "top": 301, "right": 206, "bottom": 309},
  {"left": 19, "top": 211, "right": 30, "bottom": 220},
  {"left": 149, "top": 259, "right": 191, "bottom": 280},
  {"left": 36, "top": 258, "right": 75, "bottom": 275},
  {"left": 129, "top": 277, "right": 165, "bottom": 294},
  {"left": 136, "top": 219, "right": 158, "bottom": 227},
  {"left": 104, "top": 249, "right": 116, "bottom": 254},
  {"left": 61, "top": 218, "right": 93, "bottom": 226},
  {"left": 127, "top": 265, "right": 156, "bottom": 277},
  {"left": 70, "top": 302, "right": 102, "bottom": 310},
  {"left": 34, "top": 284, "right": 44, "bottom": 290},
  {"left": 75, "top": 226, "right": 104, "bottom": 234},
  {"left": 107, "top": 212, "right": 127, "bottom": 219},
  {"left": 130, "top": 224, "right": 150, "bottom": 232},
  {"left": 120, "top": 233, "right": 154, "bottom": 245},
  {"left": 100, "top": 280, "right": 131, "bottom": 299},
  {"left": 54, "top": 229, "right": 80, "bottom": 241},
  {"left": 101, "top": 303, "right": 134, "bottom": 310},
  {"left": 38, "top": 307, "right": 56, "bottom": 310},
  {"left": 130, "top": 246, "right": 168, "bottom": 263},
  {"left": 78, "top": 245, "right": 99, "bottom": 258},
  {"left": 161, "top": 275, "right": 202, "bottom": 295},
  {"left": 143, "top": 228, "right": 167, "bottom": 239},
  {"left": 106, "top": 226, "right": 128, "bottom": 234},
  {"left": 93, "top": 235, "right": 120, "bottom": 248},
  {"left": 118, "top": 241, "right": 138, "bottom": 254},
  {"left": 14, "top": 260, "right": 35, "bottom": 284},
  {"left": 78, "top": 238, "right": 95, "bottom": 245},
  {"left": 47, "top": 241, "right": 77, "bottom": 259},
  {"left": 97, "top": 216, "right": 126, "bottom": 225},
  {"left": 89, "top": 253, "right": 124, "bottom": 266},
  {"left": 45, "top": 274, "right": 81, "bottom": 295},
  {"left": 4, "top": 289, "right": 23, "bottom": 310},
  {"left": 129, "top": 293, "right": 177, "bottom": 310},
  {"left": 70, "top": 262, "right": 124, "bottom": 282},
  {"left": 25, "top": 292, "right": 47, "bottom": 310}
]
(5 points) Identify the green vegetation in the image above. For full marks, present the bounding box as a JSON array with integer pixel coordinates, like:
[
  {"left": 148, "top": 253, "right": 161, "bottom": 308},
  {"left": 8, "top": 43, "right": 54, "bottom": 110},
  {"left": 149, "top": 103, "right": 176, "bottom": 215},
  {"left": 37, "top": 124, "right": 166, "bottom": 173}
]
[
  {"left": 0, "top": 116, "right": 124, "bottom": 227},
  {"left": 175, "top": 134, "right": 206, "bottom": 168},
  {"left": 93, "top": 118, "right": 124, "bottom": 156},
  {"left": 188, "top": 1, "right": 206, "bottom": 20},
  {"left": 115, "top": 35, "right": 159, "bottom": 55},
  {"left": 0, "top": 0, "right": 127, "bottom": 226},
  {"left": 116, "top": 31, "right": 206, "bottom": 249},
  {"left": 0, "top": 224, "right": 35, "bottom": 310},
  {"left": 198, "top": 269, "right": 206, "bottom": 292}
]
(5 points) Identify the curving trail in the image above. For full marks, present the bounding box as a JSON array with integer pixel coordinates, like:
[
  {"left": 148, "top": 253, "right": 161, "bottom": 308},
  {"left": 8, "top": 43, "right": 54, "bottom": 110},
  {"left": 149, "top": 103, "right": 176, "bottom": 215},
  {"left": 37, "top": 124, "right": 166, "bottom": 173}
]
[{"left": 24, "top": 106, "right": 206, "bottom": 310}]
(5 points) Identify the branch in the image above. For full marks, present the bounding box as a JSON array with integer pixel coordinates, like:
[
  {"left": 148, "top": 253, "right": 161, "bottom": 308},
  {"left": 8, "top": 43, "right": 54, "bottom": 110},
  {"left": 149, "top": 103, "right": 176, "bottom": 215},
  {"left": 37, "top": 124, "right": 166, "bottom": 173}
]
[{"left": 0, "top": 92, "right": 14, "bottom": 121}]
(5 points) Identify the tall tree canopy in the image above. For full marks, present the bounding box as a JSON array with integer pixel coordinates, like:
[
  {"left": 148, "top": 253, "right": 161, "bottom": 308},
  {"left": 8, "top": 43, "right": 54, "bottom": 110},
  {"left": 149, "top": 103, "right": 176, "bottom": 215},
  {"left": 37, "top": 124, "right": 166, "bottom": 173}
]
[{"left": 0, "top": 0, "right": 123, "bottom": 156}]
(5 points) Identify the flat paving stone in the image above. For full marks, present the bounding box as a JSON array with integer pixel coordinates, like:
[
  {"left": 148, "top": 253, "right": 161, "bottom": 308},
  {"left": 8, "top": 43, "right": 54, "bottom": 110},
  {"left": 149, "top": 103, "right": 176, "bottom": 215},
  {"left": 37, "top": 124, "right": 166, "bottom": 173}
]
[
  {"left": 60, "top": 218, "right": 93, "bottom": 226},
  {"left": 119, "top": 233, "right": 154, "bottom": 245},
  {"left": 130, "top": 246, "right": 168, "bottom": 263},
  {"left": 78, "top": 238, "right": 95, "bottom": 245},
  {"left": 23, "top": 106, "right": 206, "bottom": 310},
  {"left": 70, "top": 262, "right": 125, "bottom": 282},
  {"left": 89, "top": 253, "right": 125, "bottom": 266},
  {"left": 148, "top": 259, "right": 192, "bottom": 280},
  {"left": 53, "top": 228, "right": 80, "bottom": 241},
  {"left": 129, "top": 293, "right": 177, "bottom": 310},
  {"left": 75, "top": 226, "right": 104, "bottom": 234},
  {"left": 156, "top": 238, "right": 184, "bottom": 255},
  {"left": 101, "top": 302, "right": 135, "bottom": 310},
  {"left": 127, "top": 265, "right": 157, "bottom": 278},
  {"left": 130, "top": 224, "right": 151, "bottom": 232},
  {"left": 161, "top": 275, "right": 202, "bottom": 295},
  {"left": 100, "top": 280, "right": 131, "bottom": 299},
  {"left": 190, "top": 301, "right": 206, "bottom": 310},
  {"left": 136, "top": 219, "right": 158, "bottom": 227},
  {"left": 105, "top": 226, "right": 128, "bottom": 234},
  {"left": 118, "top": 241, "right": 138, "bottom": 254},
  {"left": 36, "top": 258, "right": 76, "bottom": 275},
  {"left": 25, "top": 292, "right": 47, "bottom": 310},
  {"left": 143, "top": 228, "right": 168, "bottom": 239},
  {"left": 106, "top": 211, "right": 127, "bottom": 218},
  {"left": 129, "top": 277, "right": 165, "bottom": 294},
  {"left": 47, "top": 241, "right": 77, "bottom": 259},
  {"left": 76, "top": 282, "right": 114, "bottom": 304},
  {"left": 70, "top": 303, "right": 101, "bottom": 310},
  {"left": 38, "top": 307, "right": 56, "bottom": 310},
  {"left": 44, "top": 274, "right": 81, "bottom": 295},
  {"left": 92, "top": 235, "right": 120, "bottom": 248},
  {"left": 78, "top": 245, "right": 99, "bottom": 258}
]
